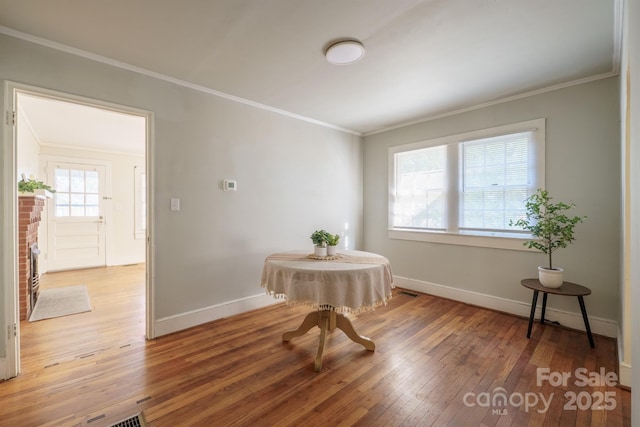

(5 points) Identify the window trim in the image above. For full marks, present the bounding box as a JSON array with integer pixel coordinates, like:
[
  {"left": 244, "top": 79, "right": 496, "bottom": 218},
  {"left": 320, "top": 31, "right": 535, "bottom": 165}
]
[{"left": 388, "top": 118, "right": 545, "bottom": 249}]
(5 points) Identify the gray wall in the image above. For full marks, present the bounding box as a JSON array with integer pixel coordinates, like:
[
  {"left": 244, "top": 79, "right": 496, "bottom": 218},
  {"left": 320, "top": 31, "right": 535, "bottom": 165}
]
[
  {"left": 0, "top": 32, "right": 624, "bottom": 361},
  {"left": 363, "top": 77, "right": 621, "bottom": 320},
  {"left": 0, "top": 34, "right": 363, "bottom": 357}
]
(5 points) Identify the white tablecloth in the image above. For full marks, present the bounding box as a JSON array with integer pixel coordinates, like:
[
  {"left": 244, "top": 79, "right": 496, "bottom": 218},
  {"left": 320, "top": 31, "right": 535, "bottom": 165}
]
[{"left": 261, "top": 249, "right": 394, "bottom": 314}]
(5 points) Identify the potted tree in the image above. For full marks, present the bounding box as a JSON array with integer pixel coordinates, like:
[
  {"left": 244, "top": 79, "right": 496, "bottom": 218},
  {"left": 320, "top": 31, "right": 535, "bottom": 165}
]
[
  {"left": 326, "top": 233, "right": 340, "bottom": 256},
  {"left": 310, "top": 230, "right": 330, "bottom": 257},
  {"left": 510, "top": 189, "right": 585, "bottom": 288}
]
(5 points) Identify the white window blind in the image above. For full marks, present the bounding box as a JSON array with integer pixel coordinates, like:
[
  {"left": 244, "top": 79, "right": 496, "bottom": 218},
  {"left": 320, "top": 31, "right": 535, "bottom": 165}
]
[{"left": 460, "top": 131, "right": 536, "bottom": 232}]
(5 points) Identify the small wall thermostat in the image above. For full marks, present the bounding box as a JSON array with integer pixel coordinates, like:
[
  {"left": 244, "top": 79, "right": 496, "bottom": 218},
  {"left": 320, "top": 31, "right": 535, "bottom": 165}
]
[{"left": 223, "top": 179, "right": 237, "bottom": 191}]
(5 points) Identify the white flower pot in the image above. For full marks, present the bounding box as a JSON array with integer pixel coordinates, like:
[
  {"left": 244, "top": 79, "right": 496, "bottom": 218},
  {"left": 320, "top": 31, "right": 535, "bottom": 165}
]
[
  {"left": 314, "top": 246, "right": 327, "bottom": 257},
  {"left": 538, "top": 266, "right": 564, "bottom": 288},
  {"left": 327, "top": 245, "right": 337, "bottom": 256}
]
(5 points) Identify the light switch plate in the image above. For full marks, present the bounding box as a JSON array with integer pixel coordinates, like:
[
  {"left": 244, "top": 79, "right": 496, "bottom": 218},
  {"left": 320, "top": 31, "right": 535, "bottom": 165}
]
[{"left": 170, "top": 198, "right": 180, "bottom": 211}]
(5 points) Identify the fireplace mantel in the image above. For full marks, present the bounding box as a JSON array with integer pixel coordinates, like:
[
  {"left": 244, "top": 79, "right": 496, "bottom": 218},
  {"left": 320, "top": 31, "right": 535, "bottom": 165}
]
[{"left": 19, "top": 188, "right": 53, "bottom": 199}]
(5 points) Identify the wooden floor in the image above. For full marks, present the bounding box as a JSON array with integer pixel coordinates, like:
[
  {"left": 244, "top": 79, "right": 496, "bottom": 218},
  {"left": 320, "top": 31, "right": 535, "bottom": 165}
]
[{"left": 0, "top": 266, "right": 631, "bottom": 427}]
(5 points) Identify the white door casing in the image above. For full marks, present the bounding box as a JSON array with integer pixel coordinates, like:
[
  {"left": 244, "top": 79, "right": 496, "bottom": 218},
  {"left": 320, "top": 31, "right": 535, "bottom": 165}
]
[
  {"left": 47, "top": 161, "right": 107, "bottom": 271},
  {"left": 4, "top": 81, "right": 154, "bottom": 380}
]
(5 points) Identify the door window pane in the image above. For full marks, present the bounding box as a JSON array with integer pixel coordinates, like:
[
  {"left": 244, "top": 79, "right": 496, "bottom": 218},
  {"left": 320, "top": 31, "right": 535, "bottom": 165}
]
[
  {"left": 86, "top": 171, "right": 99, "bottom": 193},
  {"left": 55, "top": 169, "right": 70, "bottom": 192},
  {"left": 54, "top": 167, "right": 100, "bottom": 217},
  {"left": 70, "top": 170, "right": 85, "bottom": 192}
]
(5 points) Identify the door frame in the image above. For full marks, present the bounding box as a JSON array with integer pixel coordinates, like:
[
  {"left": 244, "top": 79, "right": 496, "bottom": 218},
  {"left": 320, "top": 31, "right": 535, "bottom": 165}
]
[{"left": 2, "top": 81, "right": 155, "bottom": 379}]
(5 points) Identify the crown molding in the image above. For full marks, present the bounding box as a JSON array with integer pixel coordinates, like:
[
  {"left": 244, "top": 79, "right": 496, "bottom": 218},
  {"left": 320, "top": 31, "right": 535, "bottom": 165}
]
[
  {"left": 0, "top": 26, "right": 361, "bottom": 136},
  {"left": 364, "top": 70, "right": 619, "bottom": 137}
]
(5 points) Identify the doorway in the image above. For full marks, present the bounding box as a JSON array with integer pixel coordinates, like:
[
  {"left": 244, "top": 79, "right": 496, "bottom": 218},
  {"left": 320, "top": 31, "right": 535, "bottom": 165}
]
[{"left": 6, "top": 83, "right": 153, "bottom": 377}]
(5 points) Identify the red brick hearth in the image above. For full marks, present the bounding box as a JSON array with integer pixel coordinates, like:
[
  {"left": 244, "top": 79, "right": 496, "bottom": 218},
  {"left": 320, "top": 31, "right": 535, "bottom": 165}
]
[{"left": 18, "top": 195, "right": 46, "bottom": 320}]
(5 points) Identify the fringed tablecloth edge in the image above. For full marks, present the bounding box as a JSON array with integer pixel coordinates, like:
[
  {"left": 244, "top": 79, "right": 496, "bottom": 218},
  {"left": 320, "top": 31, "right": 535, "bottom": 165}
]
[{"left": 262, "top": 285, "right": 394, "bottom": 315}]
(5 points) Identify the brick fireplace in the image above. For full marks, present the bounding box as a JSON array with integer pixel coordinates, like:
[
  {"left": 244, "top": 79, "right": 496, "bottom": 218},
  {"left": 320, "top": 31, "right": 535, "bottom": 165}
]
[{"left": 18, "top": 195, "right": 46, "bottom": 320}]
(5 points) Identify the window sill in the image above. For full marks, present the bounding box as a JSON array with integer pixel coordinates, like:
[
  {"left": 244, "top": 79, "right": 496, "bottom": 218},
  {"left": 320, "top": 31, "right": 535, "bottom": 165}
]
[{"left": 388, "top": 229, "right": 536, "bottom": 251}]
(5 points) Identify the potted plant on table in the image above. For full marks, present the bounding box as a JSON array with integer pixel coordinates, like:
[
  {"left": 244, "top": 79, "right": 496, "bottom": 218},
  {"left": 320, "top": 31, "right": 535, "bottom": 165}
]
[
  {"left": 310, "top": 230, "right": 330, "bottom": 257},
  {"left": 510, "top": 189, "right": 586, "bottom": 288},
  {"left": 326, "top": 233, "right": 340, "bottom": 256}
]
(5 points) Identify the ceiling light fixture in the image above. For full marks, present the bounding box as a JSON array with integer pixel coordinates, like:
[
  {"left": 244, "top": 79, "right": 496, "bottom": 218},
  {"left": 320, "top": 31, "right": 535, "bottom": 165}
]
[{"left": 325, "top": 40, "right": 365, "bottom": 65}]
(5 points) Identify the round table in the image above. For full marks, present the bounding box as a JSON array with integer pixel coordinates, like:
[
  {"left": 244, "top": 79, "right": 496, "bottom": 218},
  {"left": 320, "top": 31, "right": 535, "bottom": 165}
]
[
  {"left": 261, "top": 249, "right": 394, "bottom": 371},
  {"left": 521, "top": 278, "right": 594, "bottom": 348}
]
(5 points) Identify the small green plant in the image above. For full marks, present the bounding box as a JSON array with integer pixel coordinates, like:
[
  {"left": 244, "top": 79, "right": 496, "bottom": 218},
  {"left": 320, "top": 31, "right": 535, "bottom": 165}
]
[
  {"left": 510, "top": 189, "right": 585, "bottom": 270},
  {"left": 326, "top": 233, "right": 340, "bottom": 246},
  {"left": 18, "top": 178, "right": 56, "bottom": 193},
  {"left": 310, "top": 230, "right": 330, "bottom": 247}
]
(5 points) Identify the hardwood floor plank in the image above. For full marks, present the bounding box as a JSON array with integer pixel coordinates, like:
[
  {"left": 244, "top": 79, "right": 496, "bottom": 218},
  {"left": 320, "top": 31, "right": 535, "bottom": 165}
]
[{"left": 0, "top": 265, "right": 630, "bottom": 426}]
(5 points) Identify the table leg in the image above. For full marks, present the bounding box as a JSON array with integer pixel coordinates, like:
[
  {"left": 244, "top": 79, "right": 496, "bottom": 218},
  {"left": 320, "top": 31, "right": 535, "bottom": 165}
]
[
  {"left": 282, "top": 311, "right": 320, "bottom": 342},
  {"left": 314, "top": 312, "right": 330, "bottom": 372},
  {"left": 527, "top": 290, "right": 539, "bottom": 339},
  {"left": 335, "top": 314, "right": 375, "bottom": 351},
  {"left": 283, "top": 309, "right": 376, "bottom": 371},
  {"left": 577, "top": 296, "right": 595, "bottom": 348},
  {"left": 328, "top": 311, "right": 337, "bottom": 331},
  {"left": 541, "top": 292, "right": 548, "bottom": 325}
]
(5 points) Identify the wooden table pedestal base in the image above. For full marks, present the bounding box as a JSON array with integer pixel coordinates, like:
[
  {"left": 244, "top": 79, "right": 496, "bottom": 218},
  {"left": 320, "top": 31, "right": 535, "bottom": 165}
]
[{"left": 282, "top": 310, "right": 375, "bottom": 372}]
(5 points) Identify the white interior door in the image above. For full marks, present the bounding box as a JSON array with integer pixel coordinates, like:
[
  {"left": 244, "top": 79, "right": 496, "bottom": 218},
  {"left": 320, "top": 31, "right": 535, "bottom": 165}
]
[{"left": 47, "top": 161, "right": 106, "bottom": 271}]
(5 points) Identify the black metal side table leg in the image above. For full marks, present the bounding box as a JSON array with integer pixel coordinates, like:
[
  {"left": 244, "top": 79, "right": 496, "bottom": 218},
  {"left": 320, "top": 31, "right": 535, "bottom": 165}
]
[
  {"left": 540, "top": 292, "right": 548, "bottom": 325},
  {"left": 577, "top": 296, "right": 595, "bottom": 348},
  {"left": 527, "top": 290, "right": 539, "bottom": 339}
]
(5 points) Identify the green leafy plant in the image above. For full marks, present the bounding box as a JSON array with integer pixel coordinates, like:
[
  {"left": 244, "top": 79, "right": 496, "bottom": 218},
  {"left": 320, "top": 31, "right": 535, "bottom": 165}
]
[
  {"left": 18, "top": 178, "right": 56, "bottom": 193},
  {"left": 510, "top": 189, "right": 585, "bottom": 270},
  {"left": 310, "top": 230, "right": 330, "bottom": 247},
  {"left": 326, "top": 233, "right": 340, "bottom": 246}
]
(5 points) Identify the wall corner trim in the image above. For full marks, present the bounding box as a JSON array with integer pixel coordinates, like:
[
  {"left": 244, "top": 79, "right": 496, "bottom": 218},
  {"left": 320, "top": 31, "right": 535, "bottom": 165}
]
[
  {"left": 0, "top": 357, "right": 7, "bottom": 381},
  {"left": 619, "top": 361, "right": 632, "bottom": 388}
]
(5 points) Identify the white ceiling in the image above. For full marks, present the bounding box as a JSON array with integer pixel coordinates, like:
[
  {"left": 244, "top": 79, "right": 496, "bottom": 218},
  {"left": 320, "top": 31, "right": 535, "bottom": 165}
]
[
  {"left": 1, "top": 0, "right": 620, "bottom": 142},
  {"left": 17, "top": 93, "right": 147, "bottom": 156}
]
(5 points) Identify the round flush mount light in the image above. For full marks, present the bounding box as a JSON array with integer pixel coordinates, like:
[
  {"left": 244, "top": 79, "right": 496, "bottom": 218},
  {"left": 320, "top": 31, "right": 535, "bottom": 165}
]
[{"left": 325, "top": 40, "right": 365, "bottom": 65}]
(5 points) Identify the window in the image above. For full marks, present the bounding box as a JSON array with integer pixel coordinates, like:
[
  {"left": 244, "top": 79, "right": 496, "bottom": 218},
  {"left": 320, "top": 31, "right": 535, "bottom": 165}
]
[
  {"left": 395, "top": 145, "right": 446, "bottom": 230},
  {"left": 389, "top": 119, "right": 545, "bottom": 249},
  {"left": 54, "top": 167, "right": 100, "bottom": 217}
]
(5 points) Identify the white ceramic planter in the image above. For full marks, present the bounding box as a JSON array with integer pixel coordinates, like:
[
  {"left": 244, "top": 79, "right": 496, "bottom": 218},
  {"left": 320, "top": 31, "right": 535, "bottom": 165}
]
[
  {"left": 314, "top": 246, "right": 327, "bottom": 257},
  {"left": 538, "top": 266, "right": 564, "bottom": 288},
  {"left": 327, "top": 245, "right": 337, "bottom": 256}
]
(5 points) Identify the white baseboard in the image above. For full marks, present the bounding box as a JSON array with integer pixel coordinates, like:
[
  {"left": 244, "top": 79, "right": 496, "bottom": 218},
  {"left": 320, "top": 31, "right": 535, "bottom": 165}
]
[
  {"left": 394, "top": 276, "right": 618, "bottom": 338},
  {"left": 154, "top": 293, "right": 279, "bottom": 337}
]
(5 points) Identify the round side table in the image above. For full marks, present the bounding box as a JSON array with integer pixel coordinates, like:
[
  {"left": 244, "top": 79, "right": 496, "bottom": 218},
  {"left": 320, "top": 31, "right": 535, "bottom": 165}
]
[{"left": 521, "top": 278, "right": 594, "bottom": 348}]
